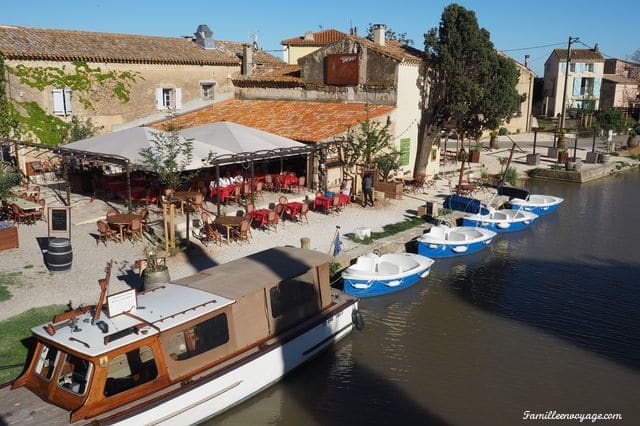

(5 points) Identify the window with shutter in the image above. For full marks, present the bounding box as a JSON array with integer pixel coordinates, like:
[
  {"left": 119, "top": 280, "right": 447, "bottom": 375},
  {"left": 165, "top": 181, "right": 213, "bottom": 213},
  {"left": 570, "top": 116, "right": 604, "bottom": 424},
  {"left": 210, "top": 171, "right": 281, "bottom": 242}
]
[
  {"left": 52, "top": 88, "right": 72, "bottom": 116},
  {"left": 175, "top": 88, "right": 182, "bottom": 110}
]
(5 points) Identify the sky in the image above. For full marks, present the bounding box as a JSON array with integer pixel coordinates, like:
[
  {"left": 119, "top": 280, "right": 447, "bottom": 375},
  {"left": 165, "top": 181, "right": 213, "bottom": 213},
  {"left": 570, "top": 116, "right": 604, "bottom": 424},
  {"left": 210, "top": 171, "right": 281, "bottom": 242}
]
[{"left": 2, "top": 0, "right": 639, "bottom": 76}]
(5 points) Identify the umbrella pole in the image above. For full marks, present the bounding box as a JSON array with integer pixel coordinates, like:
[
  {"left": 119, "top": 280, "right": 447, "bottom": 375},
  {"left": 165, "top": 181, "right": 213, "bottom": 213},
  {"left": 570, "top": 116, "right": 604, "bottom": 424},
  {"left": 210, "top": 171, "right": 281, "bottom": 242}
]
[
  {"left": 215, "top": 163, "right": 221, "bottom": 216},
  {"left": 125, "top": 161, "right": 132, "bottom": 213}
]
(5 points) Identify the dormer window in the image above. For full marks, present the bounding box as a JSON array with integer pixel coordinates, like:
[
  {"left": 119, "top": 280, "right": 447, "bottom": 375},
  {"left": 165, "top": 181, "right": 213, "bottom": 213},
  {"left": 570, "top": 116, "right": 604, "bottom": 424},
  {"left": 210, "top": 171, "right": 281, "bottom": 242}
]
[{"left": 200, "top": 81, "right": 216, "bottom": 100}]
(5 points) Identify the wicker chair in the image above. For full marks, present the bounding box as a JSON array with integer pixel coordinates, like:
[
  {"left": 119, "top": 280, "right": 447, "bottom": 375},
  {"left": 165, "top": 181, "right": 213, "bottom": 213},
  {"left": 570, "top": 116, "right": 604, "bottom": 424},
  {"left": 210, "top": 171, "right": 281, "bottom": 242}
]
[
  {"left": 297, "top": 202, "right": 310, "bottom": 224},
  {"left": 125, "top": 218, "right": 144, "bottom": 243},
  {"left": 231, "top": 218, "right": 251, "bottom": 244},
  {"left": 96, "top": 220, "right": 119, "bottom": 246}
]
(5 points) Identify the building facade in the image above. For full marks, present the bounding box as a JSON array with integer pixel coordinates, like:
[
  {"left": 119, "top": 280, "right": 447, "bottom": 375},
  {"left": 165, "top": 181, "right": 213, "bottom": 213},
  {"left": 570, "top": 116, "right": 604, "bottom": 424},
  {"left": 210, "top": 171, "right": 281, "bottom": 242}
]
[
  {"left": 542, "top": 47, "right": 605, "bottom": 117},
  {"left": 0, "top": 24, "right": 282, "bottom": 134}
]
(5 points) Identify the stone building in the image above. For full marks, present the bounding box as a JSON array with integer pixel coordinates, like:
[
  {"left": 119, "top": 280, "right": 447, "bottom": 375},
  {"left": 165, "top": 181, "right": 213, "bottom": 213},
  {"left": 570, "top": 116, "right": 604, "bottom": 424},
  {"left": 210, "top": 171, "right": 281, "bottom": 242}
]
[{"left": 0, "top": 24, "right": 282, "bottom": 134}]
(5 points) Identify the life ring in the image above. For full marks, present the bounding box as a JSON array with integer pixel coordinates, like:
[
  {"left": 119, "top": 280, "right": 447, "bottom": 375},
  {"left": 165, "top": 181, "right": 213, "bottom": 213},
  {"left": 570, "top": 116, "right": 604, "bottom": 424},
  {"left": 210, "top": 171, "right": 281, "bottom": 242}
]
[{"left": 351, "top": 309, "right": 365, "bottom": 331}]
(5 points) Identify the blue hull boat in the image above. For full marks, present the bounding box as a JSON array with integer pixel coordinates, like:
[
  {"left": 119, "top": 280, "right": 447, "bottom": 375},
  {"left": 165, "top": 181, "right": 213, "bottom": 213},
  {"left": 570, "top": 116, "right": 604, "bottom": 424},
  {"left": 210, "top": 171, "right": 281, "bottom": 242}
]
[
  {"left": 342, "top": 252, "right": 434, "bottom": 298},
  {"left": 417, "top": 225, "right": 496, "bottom": 258},
  {"left": 462, "top": 208, "right": 538, "bottom": 233},
  {"left": 497, "top": 186, "right": 563, "bottom": 216},
  {"left": 509, "top": 194, "right": 563, "bottom": 216}
]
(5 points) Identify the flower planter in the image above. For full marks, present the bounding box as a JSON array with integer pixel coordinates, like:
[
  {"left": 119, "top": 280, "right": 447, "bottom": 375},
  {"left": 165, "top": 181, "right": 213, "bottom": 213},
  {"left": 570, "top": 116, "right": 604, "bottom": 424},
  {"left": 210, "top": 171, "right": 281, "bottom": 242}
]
[
  {"left": 143, "top": 268, "right": 170, "bottom": 291},
  {"left": 468, "top": 150, "right": 481, "bottom": 163},
  {"left": 0, "top": 225, "right": 19, "bottom": 252},
  {"left": 376, "top": 181, "right": 403, "bottom": 200}
]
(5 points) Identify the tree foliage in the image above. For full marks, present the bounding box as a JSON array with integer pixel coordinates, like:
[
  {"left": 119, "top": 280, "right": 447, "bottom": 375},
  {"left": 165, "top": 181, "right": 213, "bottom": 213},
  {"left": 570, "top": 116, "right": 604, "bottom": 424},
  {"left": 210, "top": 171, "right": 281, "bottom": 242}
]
[
  {"left": 340, "top": 113, "right": 397, "bottom": 186},
  {"left": 414, "top": 4, "right": 522, "bottom": 175},
  {"left": 630, "top": 48, "right": 640, "bottom": 63},
  {"left": 0, "top": 163, "right": 22, "bottom": 201},
  {"left": 366, "top": 24, "right": 414, "bottom": 46},
  {"left": 138, "top": 116, "right": 195, "bottom": 190},
  {"left": 68, "top": 116, "right": 100, "bottom": 142},
  {"left": 593, "top": 108, "right": 630, "bottom": 132}
]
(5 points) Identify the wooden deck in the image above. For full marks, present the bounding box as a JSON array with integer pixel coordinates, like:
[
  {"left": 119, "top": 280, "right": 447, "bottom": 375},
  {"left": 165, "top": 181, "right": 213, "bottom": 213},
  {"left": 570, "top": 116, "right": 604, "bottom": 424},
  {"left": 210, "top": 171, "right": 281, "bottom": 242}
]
[{"left": 0, "top": 385, "right": 71, "bottom": 425}]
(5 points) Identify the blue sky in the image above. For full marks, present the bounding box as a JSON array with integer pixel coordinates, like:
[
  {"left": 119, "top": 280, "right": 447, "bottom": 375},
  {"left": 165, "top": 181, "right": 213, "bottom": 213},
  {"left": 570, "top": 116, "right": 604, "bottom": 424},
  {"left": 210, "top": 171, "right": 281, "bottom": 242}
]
[{"left": 3, "top": 1, "right": 639, "bottom": 76}]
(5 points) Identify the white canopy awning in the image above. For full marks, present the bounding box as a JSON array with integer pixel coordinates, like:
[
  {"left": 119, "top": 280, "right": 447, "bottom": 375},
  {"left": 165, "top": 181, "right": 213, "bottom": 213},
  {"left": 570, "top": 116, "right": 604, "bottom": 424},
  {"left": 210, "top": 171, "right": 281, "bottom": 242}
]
[{"left": 63, "top": 127, "right": 232, "bottom": 170}]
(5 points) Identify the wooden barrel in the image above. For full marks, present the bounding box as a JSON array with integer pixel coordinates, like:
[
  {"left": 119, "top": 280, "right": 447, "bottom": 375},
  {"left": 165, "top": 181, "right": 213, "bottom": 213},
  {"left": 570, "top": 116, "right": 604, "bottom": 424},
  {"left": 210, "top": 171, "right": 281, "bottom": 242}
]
[
  {"left": 46, "top": 238, "right": 73, "bottom": 271},
  {"left": 599, "top": 153, "right": 611, "bottom": 164}
]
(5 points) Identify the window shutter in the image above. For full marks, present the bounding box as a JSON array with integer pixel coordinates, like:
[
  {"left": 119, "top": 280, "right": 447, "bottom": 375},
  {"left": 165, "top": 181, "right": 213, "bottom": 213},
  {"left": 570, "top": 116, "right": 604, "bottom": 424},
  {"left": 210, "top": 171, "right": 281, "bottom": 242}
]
[
  {"left": 63, "top": 89, "right": 72, "bottom": 114},
  {"left": 175, "top": 88, "right": 182, "bottom": 110},
  {"left": 593, "top": 78, "right": 601, "bottom": 97},
  {"left": 572, "top": 77, "right": 581, "bottom": 96},
  {"left": 52, "top": 89, "right": 64, "bottom": 115},
  {"left": 155, "top": 88, "right": 164, "bottom": 110}
]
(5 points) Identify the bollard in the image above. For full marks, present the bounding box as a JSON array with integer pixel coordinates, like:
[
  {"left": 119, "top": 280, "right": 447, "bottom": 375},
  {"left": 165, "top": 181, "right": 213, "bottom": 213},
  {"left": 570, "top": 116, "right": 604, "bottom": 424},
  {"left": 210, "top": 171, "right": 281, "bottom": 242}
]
[{"left": 300, "top": 237, "right": 310, "bottom": 250}]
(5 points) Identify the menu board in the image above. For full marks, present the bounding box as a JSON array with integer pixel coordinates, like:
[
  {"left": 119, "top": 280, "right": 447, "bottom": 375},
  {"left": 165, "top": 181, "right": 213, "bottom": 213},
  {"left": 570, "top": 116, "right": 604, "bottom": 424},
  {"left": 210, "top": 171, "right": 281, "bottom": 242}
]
[{"left": 47, "top": 207, "right": 71, "bottom": 239}]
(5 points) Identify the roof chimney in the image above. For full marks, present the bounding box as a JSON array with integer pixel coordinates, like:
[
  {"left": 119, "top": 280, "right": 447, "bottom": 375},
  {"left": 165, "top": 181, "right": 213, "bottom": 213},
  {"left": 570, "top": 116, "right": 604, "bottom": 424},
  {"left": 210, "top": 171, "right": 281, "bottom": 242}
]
[
  {"left": 242, "top": 44, "right": 254, "bottom": 77},
  {"left": 593, "top": 43, "right": 599, "bottom": 52},
  {"left": 372, "top": 24, "right": 386, "bottom": 47},
  {"left": 194, "top": 24, "right": 215, "bottom": 49},
  {"left": 524, "top": 54, "right": 530, "bottom": 69},
  {"left": 303, "top": 31, "right": 314, "bottom": 41}
]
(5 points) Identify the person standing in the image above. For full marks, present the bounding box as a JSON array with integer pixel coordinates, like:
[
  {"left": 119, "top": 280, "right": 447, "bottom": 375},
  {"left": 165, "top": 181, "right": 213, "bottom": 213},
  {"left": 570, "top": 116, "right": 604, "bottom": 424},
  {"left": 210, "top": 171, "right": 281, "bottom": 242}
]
[{"left": 362, "top": 171, "right": 374, "bottom": 208}]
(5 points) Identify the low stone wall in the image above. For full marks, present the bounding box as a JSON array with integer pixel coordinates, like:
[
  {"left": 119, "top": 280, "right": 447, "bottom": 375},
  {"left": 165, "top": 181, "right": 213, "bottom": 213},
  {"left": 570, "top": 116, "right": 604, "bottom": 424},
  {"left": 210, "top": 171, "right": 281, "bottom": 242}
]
[{"left": 532, "top": 164, "right": 617, "bottom": 183}]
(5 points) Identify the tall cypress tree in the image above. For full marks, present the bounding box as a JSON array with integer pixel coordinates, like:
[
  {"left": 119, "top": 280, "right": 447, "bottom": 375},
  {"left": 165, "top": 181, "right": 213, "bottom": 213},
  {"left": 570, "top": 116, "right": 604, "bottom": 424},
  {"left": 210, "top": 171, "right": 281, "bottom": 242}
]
[{"left": 414, "top": 4, "right": 521, "bottom": 175}]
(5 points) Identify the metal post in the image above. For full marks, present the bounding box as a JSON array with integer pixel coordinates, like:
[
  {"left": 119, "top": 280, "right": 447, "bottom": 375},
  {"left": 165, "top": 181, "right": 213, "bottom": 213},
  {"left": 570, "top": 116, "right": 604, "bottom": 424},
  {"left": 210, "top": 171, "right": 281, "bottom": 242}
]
[
  {"left": 573, "top": 132, "right": 578, "bottom": 159},
  {"left": 559, "top": 36, "right": 579, "bottom": 130},
  {"left": 125, "top": 161, "right": 132, "bottom": 213},
  {"left": 533, "top": 130, "right": 537, "bottom": 155},
  {"left": 215, "top": 162, "right": 221, "bottom": 216},
  {"left": 591, "top": 128, "right": 596, "bottom": 152}
]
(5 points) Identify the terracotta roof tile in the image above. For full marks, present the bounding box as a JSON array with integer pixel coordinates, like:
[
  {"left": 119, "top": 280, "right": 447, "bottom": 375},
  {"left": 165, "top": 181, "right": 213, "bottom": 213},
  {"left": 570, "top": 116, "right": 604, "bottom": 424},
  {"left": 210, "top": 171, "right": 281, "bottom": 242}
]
[
  {"left": 0, "top": 25, "right": 280, "bottom": 65},
  {"left": 552, "top": 48, "right": 604, "bottom": 62},
  {"left": 215, "top": 40, "right": 283, "bottom": 65},
  {"left": 281, "top": 29, "right": 348, "bottom": 46},
  {"left": 158, "top": 99, "right": 395, "bottom": 142}
]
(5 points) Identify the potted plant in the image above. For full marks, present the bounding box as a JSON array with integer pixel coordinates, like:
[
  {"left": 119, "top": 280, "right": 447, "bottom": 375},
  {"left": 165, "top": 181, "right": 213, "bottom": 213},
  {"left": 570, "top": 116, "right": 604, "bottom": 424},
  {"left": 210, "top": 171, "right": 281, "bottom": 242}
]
[
  {"left": 489, "top": 130, "right": 498, "bottom": 149},
  {"left": 140, "top": 245, "right": 170, "bottom": 290},
  {"left": 557, "top": 148, "right": 569, "bottom": 165},
  {"left": 469, "top": 141, "right": 482, "bottom": 163},
  {"left": 0, "top": 220, "right": 18, "bottom": 252},
  {"left": 627, "top": 129, "right": 638, "bottom": 149},
  {"left": 557, "top": 128, "right": 568, "bottom": 150}
]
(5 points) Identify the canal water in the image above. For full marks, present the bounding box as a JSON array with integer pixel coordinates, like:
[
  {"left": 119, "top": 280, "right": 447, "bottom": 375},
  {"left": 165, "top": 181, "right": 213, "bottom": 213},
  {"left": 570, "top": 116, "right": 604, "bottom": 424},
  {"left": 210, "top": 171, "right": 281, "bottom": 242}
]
[{"left": 213, "top": 171, "right": 640, "bottom": 426}]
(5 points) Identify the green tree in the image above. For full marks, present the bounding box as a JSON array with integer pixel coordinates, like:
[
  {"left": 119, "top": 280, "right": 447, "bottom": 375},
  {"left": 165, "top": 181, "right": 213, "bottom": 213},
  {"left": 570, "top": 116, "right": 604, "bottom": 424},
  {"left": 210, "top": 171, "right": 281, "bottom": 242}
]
[
  {"left": 68, "top": 116, "right": 101, "bottom": 142},
  {"left": 413, "top": 4, "right": 522, "bottom": 175},
  {"left": 340, "top": 113, "right": 396, "bottom": 187},
  {"left": 0, "top": 163, "right": 21, "bottom": 201},
  {"left": 366, "top": 24, "right": 414, "bottom": 46},
  {"left": 630, "top": 48, "right": 640, "bottom": 63},
  {"left": 593, "top": 107, "right": 629, "bottom": 132},
  {"left": 138, "top": 116, "right": 195, "bottom": 191}
]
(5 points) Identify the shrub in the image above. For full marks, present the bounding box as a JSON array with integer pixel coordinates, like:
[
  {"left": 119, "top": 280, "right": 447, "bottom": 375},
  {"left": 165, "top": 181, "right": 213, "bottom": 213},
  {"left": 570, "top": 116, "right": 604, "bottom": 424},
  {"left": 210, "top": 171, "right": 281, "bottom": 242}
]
[{"left": 498, "top": 127, "right": 508, "bottom": 136}]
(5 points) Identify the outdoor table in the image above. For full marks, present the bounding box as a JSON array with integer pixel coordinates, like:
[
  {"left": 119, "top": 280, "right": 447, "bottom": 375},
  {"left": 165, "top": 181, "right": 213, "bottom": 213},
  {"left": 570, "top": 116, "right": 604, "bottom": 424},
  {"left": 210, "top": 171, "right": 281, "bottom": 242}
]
[
  {"left": 106, "top": 213, "right": 139, "bottom": 242},
  {"left": 7, "top": 197, "right": 39, "bottom": 212},
  {"left": 171, "top": 191, "right": 199, "bottom": 214},
  {"left": 251, "top": 208, "right": 271, "bottom": 228},
  {"left": 313, "top": 195, "right": 331, "bottom": 213},
  {"left": 338, "top": 194, "right": 351, "bottom": 207},
  {"left": 280, "top": 174, "right": 298, "bottom": 189},
  {"left": 209, "top": 185, "right": 235, "bottom": 203},
  {"left": 284, "top": 202, "right": 303, "bottom": 221},
  {"left": 214, "top": 216, "right": 244, "bottom": 244}
]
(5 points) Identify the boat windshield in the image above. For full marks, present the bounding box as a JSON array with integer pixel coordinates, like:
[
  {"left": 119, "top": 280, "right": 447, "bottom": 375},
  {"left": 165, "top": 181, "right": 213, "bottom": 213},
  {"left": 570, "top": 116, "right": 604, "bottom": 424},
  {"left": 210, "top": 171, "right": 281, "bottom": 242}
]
[
  {"left": 56, "top": 352, "right": 93, "bottom": 396},
  {"left": 34, "top": 343, "right": 60, "bottom": 381}
]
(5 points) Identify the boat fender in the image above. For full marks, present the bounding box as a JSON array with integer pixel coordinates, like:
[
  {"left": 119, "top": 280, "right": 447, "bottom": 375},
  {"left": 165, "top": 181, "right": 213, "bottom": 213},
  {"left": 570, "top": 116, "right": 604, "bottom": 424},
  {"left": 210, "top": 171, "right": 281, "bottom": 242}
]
[{"left": 352, "top": 309, "right": 365, "bottom": 331}]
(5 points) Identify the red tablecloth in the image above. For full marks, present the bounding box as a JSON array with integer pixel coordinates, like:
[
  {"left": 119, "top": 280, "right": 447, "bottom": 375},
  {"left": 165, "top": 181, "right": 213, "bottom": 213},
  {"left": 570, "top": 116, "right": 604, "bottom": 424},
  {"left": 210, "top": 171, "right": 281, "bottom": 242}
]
[
  {"left": 251, "top": 209, "right": 271, "bottom": 228},
  {"left": 338, "top": 194, "right": 351, "bottom": 206},
  {"left": 284, "top": 202, "right": 303, "bottom": 220},
  {"left": 314, "top": 196, "right": 331, "bottom": 212},
  {"left": 209, "top": 184, "right": 236, "bottom": 203}
]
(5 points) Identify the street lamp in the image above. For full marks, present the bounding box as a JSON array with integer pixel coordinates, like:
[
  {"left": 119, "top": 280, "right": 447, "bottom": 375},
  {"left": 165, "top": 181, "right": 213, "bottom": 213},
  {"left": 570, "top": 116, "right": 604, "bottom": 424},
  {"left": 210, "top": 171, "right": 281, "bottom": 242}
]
[{"left": 559, "top": 36, "right": 580, "bottom": 130}]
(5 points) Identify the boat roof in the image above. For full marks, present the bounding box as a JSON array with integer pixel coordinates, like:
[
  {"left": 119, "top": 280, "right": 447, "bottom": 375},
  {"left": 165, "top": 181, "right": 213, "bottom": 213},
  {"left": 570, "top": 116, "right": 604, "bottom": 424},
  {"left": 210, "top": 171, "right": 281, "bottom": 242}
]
[
  {"left": 32, "top": 247, "right": 328, "bottom": 357},
  {"left": 32, "top": 284, "right": 233, "bottom": 357},
  {"left": 173, "top": 246, "right": 330, "bottom": 299}
]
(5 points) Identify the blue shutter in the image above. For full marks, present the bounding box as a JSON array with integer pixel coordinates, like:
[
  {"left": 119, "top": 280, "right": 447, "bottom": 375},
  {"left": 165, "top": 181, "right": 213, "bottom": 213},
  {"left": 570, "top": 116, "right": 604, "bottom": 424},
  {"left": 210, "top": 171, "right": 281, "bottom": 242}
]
[
  {"left": 572, "top": 77, "right": 581, "bottom": 96},
  {"left": 593, "top": 78, "right": 601, "bottom": 97}
]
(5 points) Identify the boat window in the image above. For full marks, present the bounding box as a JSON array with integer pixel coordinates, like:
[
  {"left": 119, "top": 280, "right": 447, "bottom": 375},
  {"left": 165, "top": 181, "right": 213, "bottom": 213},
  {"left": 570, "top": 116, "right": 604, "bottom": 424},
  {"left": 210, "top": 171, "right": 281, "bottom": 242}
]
[
  {"left": 56, "top": 353, "right": 93, "bottom": 396},
  {"left": 34, "top": 343, "right": 60, "bottom": 381},
  {"left": 269, "top": 270, "right": 317, "bottom": 318},
  {"left": 104, "top": 345, "right": 158, "bottom": 397},
  {"left": 167, "top": 313, "right": 229, "bottom": 361}
]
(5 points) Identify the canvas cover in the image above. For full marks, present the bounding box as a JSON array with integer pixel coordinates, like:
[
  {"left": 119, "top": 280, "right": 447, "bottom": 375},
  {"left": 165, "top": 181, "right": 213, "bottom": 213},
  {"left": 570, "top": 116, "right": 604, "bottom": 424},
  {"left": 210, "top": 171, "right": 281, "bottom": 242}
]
[
  {"left": 443, "top": 195, "right": 482, "bottom": 214},
  {"left": 497, "top": 186, "right": 530, "bottom": 200}
]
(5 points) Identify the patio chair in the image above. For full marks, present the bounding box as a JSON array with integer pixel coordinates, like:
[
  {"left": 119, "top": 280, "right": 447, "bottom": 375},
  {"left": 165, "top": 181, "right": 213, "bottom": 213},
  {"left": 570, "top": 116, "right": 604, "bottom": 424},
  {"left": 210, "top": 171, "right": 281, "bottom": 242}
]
[
  {"left": 125, "top": 218, "right": 144, "bottom": 243},
  {"left": 201, "top": 222, "right": 223, "bottom": 247},
  {"left": 96, "top": 220, "right": 119, "bottom": 246},
  {"left": 11, "top": 204, "right": 33, "bottom": 225},
  {"left": 139, "top": 208, "right": 150, "bottom": 231},
  {"left": 255, "top": 181, "right": 264, "bottom": 200},
  {"left": 295, "top": 176, "right": 306, "bottom": 193},
  {"left": 329, "top": 194, "right": 342, "bottom": 215},
  {"left": 297, "top": 202, "right": 310, "bottom": 224},
  {"left": 192, "top": 193, "right": 205, "bottom": 213},
  {"left": 32, "top": 199, "right": 45, "bottom": 222},
  {"left": 263, "top": 174, "right": 274, "bottom": 191},
  {"left": 230, "top": 185, "right": 242, "bottom": 205},
  {"left": 278, "top": 195, "right": 288, "bottom": 205},
  {"left": 231, "top": 218, "right": 251, "bottom": 245},
  {"left": 275, "top": 203, "right": 286, "bottom": 227},
  {"left": 246, "top": 203, "right": 255, "bottom": 215},
  {"left": 264, "top": 209, "right": 279, "bottom": 232}
]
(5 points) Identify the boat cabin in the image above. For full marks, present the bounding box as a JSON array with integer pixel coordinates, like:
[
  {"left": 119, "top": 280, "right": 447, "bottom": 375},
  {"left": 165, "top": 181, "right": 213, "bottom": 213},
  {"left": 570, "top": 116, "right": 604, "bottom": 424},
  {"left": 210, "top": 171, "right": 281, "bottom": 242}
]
[{"left": 8, "top": 246, "right": 337, "bottom": 423}]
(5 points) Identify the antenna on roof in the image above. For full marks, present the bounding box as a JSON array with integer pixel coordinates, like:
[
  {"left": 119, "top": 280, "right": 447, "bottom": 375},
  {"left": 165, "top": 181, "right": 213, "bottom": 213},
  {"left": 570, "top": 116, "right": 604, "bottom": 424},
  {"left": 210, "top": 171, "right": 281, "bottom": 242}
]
[{"left": 249, "top": 32, "right": 259, "bottom": 50}]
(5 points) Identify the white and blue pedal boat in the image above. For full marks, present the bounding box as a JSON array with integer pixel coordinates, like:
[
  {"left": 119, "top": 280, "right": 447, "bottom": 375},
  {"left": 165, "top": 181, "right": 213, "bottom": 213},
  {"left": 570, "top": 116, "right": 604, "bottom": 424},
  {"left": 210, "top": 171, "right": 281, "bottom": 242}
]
[
  {"left": 417, "top": 224, "right": 496, "bottom": 258},
  {"left": 498, "top": 186, "right": 563, "bottom": 216},
  {"left": 444, "top": 194, "right": 538, "bottom": 233},
  {"left": 342, "top": 252, "right": 434, "bottom": 298}
]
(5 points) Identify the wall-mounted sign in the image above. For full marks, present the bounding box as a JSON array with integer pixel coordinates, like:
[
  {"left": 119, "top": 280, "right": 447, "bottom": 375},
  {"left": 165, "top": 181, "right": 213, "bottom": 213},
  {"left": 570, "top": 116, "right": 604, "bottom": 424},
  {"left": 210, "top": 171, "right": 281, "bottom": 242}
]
[{"left": 47, "top": 207, "right": 71, "bottom": 239}]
